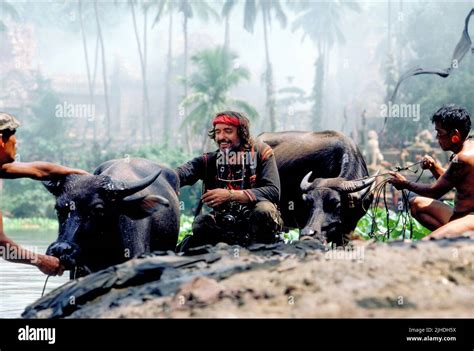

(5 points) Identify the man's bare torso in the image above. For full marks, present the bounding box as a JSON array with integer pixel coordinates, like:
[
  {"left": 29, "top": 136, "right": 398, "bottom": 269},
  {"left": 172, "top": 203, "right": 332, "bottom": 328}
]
[{"left": 444, "top": 140, "right": 474, "bottom": 213}]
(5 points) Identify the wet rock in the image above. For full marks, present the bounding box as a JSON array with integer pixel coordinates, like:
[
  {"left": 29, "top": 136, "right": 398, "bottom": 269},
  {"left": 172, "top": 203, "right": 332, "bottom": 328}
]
[
  {"left": 22, "top": 237, "right": 474, "bottom": 318},
  {"left": 173, "top": 276, "right": 223, "bottom": 307}
]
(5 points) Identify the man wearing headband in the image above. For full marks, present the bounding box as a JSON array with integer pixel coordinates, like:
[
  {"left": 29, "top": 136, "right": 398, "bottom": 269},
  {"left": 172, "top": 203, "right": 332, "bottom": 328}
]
[
  {"left": 176, "top": 111, "right": 283, "bottom": 250},
  {"left": 0, "top": 112, "right": 89, "bottom": 275}
]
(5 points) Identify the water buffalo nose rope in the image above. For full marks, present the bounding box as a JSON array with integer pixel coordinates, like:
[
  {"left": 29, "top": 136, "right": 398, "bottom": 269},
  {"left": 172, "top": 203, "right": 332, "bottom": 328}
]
[
  {"left": 359, "top": 160, "right": 425, "bottom": 241},
  {"left": 41, "top": 275, "right": 51, "bottom": 298}
]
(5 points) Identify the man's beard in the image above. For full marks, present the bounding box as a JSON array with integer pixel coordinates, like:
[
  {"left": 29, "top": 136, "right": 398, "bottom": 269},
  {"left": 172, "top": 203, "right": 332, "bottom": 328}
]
[{"left": 217, "top": 140, "right": 240, "bottom": 152}]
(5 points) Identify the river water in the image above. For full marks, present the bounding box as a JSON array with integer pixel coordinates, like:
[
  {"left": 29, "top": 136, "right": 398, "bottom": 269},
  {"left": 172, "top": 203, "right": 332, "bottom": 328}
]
[{"left": 0, "top": 229, "right": 68, "bottom": 318}]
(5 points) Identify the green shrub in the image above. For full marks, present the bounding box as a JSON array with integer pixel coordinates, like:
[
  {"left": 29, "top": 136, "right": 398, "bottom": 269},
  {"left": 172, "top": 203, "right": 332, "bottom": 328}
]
[{"left": 356, "top": 208, "right": 431, "bottom": 241}]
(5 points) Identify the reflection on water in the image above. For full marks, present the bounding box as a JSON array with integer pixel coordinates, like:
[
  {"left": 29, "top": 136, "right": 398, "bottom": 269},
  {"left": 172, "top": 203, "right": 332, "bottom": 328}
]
[{"left": 0, "top": 230, "right": 68, "bottom": 318}]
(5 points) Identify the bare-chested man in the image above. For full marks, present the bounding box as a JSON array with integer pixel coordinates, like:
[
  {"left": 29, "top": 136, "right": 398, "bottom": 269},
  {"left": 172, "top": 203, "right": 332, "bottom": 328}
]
[
  {"left": 389, "top": 105, "right": 474, "bottom": 240},
  {"left": 0, "top": 112, "right": 88, "bottom": 274}
]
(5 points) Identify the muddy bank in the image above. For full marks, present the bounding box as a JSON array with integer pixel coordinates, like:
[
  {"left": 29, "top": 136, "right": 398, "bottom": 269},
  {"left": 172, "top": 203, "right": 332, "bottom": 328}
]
[{"left": 23, "top": 235, "right": 474, "bottom": 318}]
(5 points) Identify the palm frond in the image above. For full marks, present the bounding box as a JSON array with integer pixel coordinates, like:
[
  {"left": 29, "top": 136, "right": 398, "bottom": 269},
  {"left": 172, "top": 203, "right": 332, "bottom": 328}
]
[
  {"left": 152, "top": 0, "right": 169, "bottom": 26},
  {"left": 243, "top": 0, "right": 257, "bottom": 33},
  {"left": 228, "top": 99, "right": 259, "bottom": 120},
  {"left": 193, "top": 2, "right": 220, "bottom": 22},
  {"left": 222, "top": 0, "right": 235, "bottom": 17},
  {"left": 271, "top": 1, "right": 287, "bottom": 29},
  {"left": 180, "top": 45, "right": 259, "bottom": 136},
  {"left": 182, "top": 102, "right": 210, "bottom": 132},
  {"left": 180, "top": 92, "right": 207, "bottom": 108},
  {"left": 0, "top": 1, "right": 19, "bottom": 20}
]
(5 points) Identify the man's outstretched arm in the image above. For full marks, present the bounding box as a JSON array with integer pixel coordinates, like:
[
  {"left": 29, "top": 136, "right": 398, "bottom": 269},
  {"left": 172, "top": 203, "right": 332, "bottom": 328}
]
[
  {"left": 389, "top": 157, "right": 466, "bottom": 199},
  {"left": 0, "top": 212, "right": 63, "bottom": 275},
  {"left": 0, "top": 161, "right": 89, "bottom": 180}
]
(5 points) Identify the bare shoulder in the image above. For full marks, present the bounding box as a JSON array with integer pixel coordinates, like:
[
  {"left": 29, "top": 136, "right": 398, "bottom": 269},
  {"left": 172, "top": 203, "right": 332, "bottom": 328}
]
[
  {"left": 457, "top": 140, "right": 474, "bottom": 163},
  {"left": 443, "top": 150, "right": 472, "bottom": 182}
]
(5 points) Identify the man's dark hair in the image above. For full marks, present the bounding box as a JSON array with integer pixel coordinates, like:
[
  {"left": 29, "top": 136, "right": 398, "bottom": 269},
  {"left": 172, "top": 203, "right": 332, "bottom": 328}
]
[
  {"left": 431, "top": 104, "right": 471, "bottom": 139},
  {"left": 208, "top": 111, "right": 253, "bottom": 148},
  {"left": 0, "top": 129, "right": 15, "bottom": 142}
]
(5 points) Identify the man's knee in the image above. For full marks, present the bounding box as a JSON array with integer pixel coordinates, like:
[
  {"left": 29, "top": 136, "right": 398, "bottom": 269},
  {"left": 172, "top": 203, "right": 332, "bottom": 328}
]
[
  {"left": 249, "top": 201, "right": 283, "bottom": 240},
  {"left": 177, "top": 214, "right": 220, "bottom": 251},
  {"left": 192, "top": 214, "right": 217, "bottom": 236},
  {"left": 409, "top": 196, "right": 422, "bottom": 217},
  {"left": 251, "top": 201, "right": 279, "bottom": 222},
  {"left": 424, "top": 214, "right": 474, "bottom": 240}
]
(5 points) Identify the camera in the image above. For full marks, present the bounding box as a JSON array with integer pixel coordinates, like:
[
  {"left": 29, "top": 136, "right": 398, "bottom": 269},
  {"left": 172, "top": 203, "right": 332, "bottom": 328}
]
[{"left": 214, "top": 202, "right": 253, "bottom": 246}]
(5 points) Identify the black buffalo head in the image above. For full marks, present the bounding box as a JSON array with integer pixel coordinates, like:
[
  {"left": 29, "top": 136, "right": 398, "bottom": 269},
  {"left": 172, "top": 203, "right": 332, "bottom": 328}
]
[
  {"left": 299, "top": 171, "right": 376, "bottom": 244},
  {"left": 44, "top": 170, "right": 168, "bottom": 276}
]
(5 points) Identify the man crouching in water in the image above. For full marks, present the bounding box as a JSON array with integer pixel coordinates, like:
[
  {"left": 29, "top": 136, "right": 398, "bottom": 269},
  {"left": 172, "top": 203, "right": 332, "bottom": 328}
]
[
  {"left": 0, "top": 112, "right": 89, "bottom": 275},
  {"left": 389, "top": 105, "right": 474, "bottom": 239},
  {"left": 176, "top": 111, "right": 283, "bottom": 251}
]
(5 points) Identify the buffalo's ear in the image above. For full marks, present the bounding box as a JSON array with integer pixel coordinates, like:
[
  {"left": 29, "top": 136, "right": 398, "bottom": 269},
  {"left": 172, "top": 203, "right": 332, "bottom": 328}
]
[
  {"left": 42, "top": 179, "right": 64, "bottom": 196},
  {"left": 120, "top": 194, "right": 170, "bottom": 220}
]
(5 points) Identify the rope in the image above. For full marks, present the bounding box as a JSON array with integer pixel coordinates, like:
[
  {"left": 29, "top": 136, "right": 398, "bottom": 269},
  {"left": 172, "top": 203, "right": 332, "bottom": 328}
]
[
  {"left": 351, "top": 160, "right": 425, "bottom": 183},
  {"left": 360, "top": 161, "right": 425, "bottom": 241},
  {"left": 41, "top": 275, "right": 50, "bottom": 298}
]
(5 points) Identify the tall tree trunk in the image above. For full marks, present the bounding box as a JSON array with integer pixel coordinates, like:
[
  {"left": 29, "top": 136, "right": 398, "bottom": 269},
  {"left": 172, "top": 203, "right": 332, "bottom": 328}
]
[
  {"left": 94, "top": 0, "right": 111, "bottom": 140},
  {"left": 384, "top": 0, "right": 396, "bottom": 107},
  {"left": 92, "top": 34, "right": 99, "bottom": 141},
  {"left": 262, "top": 8, "right": 276, "bottom": 132},
  {"left": 92, "top": 35, "right": 99, "bottom": 89},
  {"left": 131, "top": 0, "right": 152, "bottom": 142},
  {"left": 200, "top": 125, "right": 211, "bottom": 154},
  {"left": 144, "top": 6, "right": 152, "bottom": 141},
  {"left": 224, "top": 15, "right": 230, "bottom": 52},
  {"left": 78, "top": 0, "right": 95, "bottom": 143},
  {"left": 183, "top": 14, "right": 192, "bottom": 153},
  {"left": 163, "top": 12, "right": 173, "bottom": 144},
  {"left": 387, "top": 0, "right": 392, "bottom": 56},
  {"left": 312, "top": 46, "right": 325, "bottom": 131},
  {"left": 398, "top": 0, "right": 403, "bottom": 73}
]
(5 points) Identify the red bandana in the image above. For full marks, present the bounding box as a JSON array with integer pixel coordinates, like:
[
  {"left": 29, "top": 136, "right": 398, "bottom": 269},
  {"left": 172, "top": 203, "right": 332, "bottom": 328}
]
[{"left": 212, "top": 115, "right": 240, "bottom": 127}]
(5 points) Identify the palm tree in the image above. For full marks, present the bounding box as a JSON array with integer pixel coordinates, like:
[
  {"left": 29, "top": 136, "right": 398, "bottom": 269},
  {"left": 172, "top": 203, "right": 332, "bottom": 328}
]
[
  {"left": 77, "top": 0, "right": 100, "bottom": 142},
  {"left": 180, "top": 46, "right": 258, "bottom": 153},
  {"left": 276, "top": 77, "right": 309, "bottom": 130},
  {"left": 153, "top": 1, "right": 218, "bottom": 146},
  {"left": 179, "top": 1, "right": 218, "bottom": 150},
  {"left": 222, "top": 0, "right": 286, "bottom": 132},
  {"left": 222, "top": 0, "right": 234, "bottom": 52},
  {"left": 291, "top": 1, "right": 360, "bottom": 130},
  {"left": 129, "top": 0, "right": 152, "bottom": 142},
  {"left": 93, "top": 0, "right": 111, "bottom": 140},
  {"left": 152, "top": 0, "right": 179, "bottom": 144},
  {"left": 0, "top": 1, "right": 18, "bottom": 31}
]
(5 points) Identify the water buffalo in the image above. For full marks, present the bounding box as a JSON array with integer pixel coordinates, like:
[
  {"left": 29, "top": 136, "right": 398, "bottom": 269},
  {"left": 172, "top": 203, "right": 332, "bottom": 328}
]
[
  {"left": 45, "top": 158, "right": 180, "bottom": 278},
  {"left": 258, "top": 131, "right": 376, "bottom": 244}
]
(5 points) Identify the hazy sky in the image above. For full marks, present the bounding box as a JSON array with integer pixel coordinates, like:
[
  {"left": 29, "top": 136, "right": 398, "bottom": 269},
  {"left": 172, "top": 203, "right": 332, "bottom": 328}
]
[{"left": 4, "top": 0, "right": 474, "bottom": 133}]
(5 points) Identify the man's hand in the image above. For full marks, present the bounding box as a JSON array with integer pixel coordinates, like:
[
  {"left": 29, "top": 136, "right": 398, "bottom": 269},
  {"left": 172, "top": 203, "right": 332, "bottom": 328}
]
[
  {"left": 388, "top": 171, "right": 410, "bottom": 190},
  {"left": 420, "top": 154, "right": 445, "bottom": 179},
  {"left": 202, "top": 189, "right": 232, "bottom": 208},
  {"left": 35, "top": 254, "right": 64, "bottom": 276},
  {"left": 421, "top": 155, "right": 437, "bottom": 170},
  {"left": 69, "top": 168, "right": 91, "bottom": 176}
]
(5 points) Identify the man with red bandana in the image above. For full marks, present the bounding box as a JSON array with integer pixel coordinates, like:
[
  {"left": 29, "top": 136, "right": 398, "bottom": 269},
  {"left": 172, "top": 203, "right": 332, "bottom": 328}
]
[{"left": 176, "top": 111, "right": 283, "bottom": 250}]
